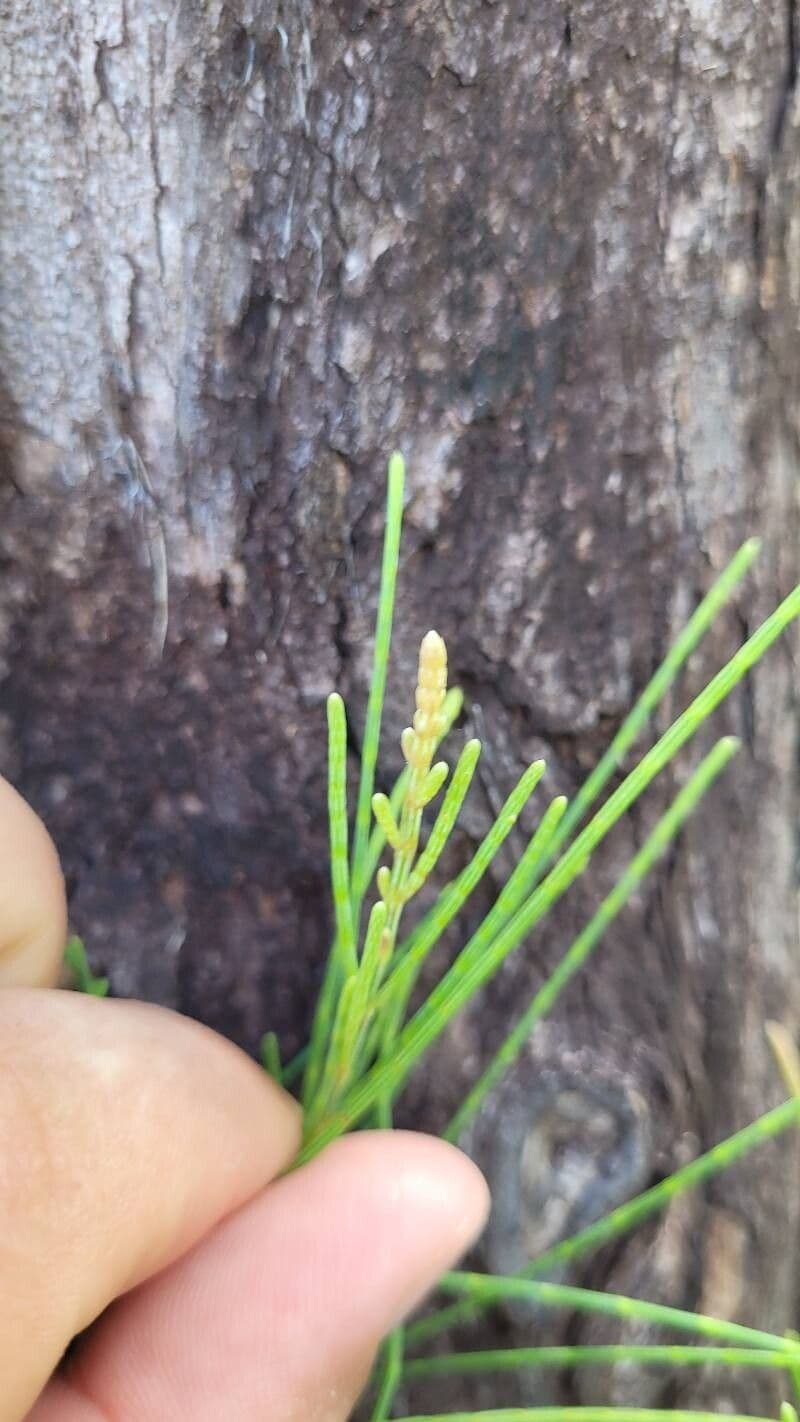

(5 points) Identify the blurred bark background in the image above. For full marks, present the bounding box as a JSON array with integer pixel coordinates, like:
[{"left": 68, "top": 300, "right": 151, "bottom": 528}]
[{"left": 1, "top": 1, "right": 799, "bottom": 1411}]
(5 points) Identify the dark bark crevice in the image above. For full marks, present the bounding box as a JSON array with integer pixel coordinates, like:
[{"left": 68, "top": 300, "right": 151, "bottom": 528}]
[{"left": 754, "top": 0, "right": 798, "bottom": 266}]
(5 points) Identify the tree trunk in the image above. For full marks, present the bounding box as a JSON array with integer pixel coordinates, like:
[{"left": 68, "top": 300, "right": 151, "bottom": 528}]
[{"left": 2, "top": 0, "right": 799, "bottom": 1410}]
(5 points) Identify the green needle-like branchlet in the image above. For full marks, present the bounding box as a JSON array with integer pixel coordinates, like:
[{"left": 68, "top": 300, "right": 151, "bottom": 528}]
[
  {"left": 369, "top": 788, "right": 567, "bottom": 1121},
  {"left": 307, "top": 972, "right": 361, "bottom": 1128},
  {"left": 270, "top": 461, "right": 800, "bottom": 1422},
  {"left": 65, "top": 936, "right": 109, "bottom": 997},
  {"left": 260, "top": 1031, "right": 282, "bottom": 1083},
  {"left": 352, "top": 453, "right": 406, "bottom": 905},
  {"left": 405, "top": 1345, "right": 798, "bottom": 1380},
  {"left": 481, "top": 795, "right": 569, "bottom": 936},
  {"left": 298, "top": 581, "right": 800, "bottom": 1158},
  {"left": 327, "top": 692, "right": 356, "bottom": 976},
  {"left": 279, "top": 1043, "right": 308, "bottom": 1088},
  {"left": 403, "top": 738, "right": 482, "bottom": 898},
  {"left": 69, "top": 449, "right": 800, "bottom": 1422},
  {"left": 306, "top": 901, "right": 389, "bottom": 1130},
  {"left": 398, "top": 1410, "right": 778, "bottom": 1422},
  {"left": 411, "top": 1096, "right": 800, "bottom": 1344},
  {"left": 445, "top": 737, "right": 740, "bottom": 1142},
  {"left": 370, "top": 1326, "right": 405, "bottom": 1422},
  {"left": 302, "top": 692, "right": 356, "bottom": 1107},
  {"left": 546, "top": 538, "right": 761, "bottom": 861},
  {"left": 373, "top": 760, "right": 548, "bottom": 1023},
  {"left": 433, "top": 1275, "right": 800, "bottom": 1355}
]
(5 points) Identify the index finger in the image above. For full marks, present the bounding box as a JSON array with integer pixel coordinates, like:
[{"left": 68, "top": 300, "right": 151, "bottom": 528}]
[
  {"left": 0, "top": 775, "right": 67, "bottom": 989},
  {"left": 1, "top": 990, "right": 301, "bottom": 1421}
]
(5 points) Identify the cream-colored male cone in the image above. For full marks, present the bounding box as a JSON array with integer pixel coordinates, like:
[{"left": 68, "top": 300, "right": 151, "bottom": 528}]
[{"left": 404, "top": 630, "right": 448, "bottom": 767}]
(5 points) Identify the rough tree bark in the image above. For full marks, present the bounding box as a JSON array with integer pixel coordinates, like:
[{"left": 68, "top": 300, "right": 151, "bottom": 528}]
[{"left": 1, "top": 0, "right": 799, "bottom": 1411}]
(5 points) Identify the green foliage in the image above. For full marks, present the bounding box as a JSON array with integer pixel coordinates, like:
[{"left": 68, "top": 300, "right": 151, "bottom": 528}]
[
  {"left": 351, "top": 452, "right": 406, "bottom": 910},
  {"left": 413, "top": 1096, "right": 800, "bottom": 1347},
  {"left": 64, "top": 453, "right": 800, "bottom": 1420},
  {"left": 427, "top": 1271, "right": 800, "bottom": 1356},
  {"left": 297, "top": 555, "right": 800, "bottom": 1159},
  {"left": 406, "top": 1349, "right": 800, "bottom": 1382},
  {"left": 64, "top": 935, "right": 109, "bottom": 997},
  {"left": 288, "top": 455, "right": 800, "bottom": 1419},
  {"left": 260, "top": 1030, "right": 282, "bottom": 1083},
  {"left": 388, "top": 1411, "right": 785, "bottom": 1422},
  {"left": 544, "top": 537, "right": 761, "bottom": 860},
  {"left": 444, "top": 737, "right": 739, "bottom": 1142}
]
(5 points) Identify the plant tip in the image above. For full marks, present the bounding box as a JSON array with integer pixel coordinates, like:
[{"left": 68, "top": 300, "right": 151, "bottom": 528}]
[
  {"left": 388, "top": 450, "right": 406, "bottom": 485},
  {"left": 420, "top": 627, "right": 446, "bottom": 657},
  {"left": 720, "top": 734, "right": 742, "bottom": 753}
]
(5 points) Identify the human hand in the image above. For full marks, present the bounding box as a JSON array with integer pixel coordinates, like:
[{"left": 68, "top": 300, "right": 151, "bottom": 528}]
[{"left": 0, "top": 776, "right": 489, "bottom": 1421}]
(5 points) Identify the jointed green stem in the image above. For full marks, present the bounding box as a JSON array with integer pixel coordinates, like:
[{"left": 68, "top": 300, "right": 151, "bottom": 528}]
[
  {"left": 298, "top": 579, "right": 800, "bottom": 1161},
  {"left": 372, "top": 761, "right": 548, "bottom": 1027},
  {"left": 64, "top": 936, "right": 109, "bottom": 997},
  {"left": 304, "top": 902, "right": 389, "bottom": 1131},
  {"left": 374, "top": 790, "right": 567, "bottom": 1109},
  {"left": 284, "top": 468, "right": 798, "bottom": 1422},
  {"left": 404, "top": 1345, "right": 798, "bottom": 1379},
  {"left": 326, "top": 692, "right": 356, "bottom": 976},
  {"left": 397, "top": 1410, "right": 778, "bottom": 1422},
  {"left": 312, "top": 756, "right": 549, "bottom": 1140},
  {"left": 301, "top": 693, "right": 357, "bottom": 1107},
  {"left": 546, "top": 538, "right": 761, "bottom": 862},
  {"left": 403, "top": 739, "right": 482, "bottom": 898},
  {"left": 430, "top": 1274, "right": 800, "bottom": 1356},
  {"left": 444, "top": 737, "right": 739, "bottom": 1142},
  {"left": 280, "top": 1044, "right": 309, "bottom": 1089},
  {"left": 351, "top": 453, "right": 406, "bottom": 907},
  {"left": 371, "top": 1325, "right": 405, "bottom": 1422},
  {"left": 477, "top": 795, "right": 569, "bottom": 941},
  {"left": 383, "top": 752, "right": 441, "bottom": 949},
  {"left": 260, "top": 1031, "right": 282, "bottom": 1082},
  {"left": 410, "top": 1096, "right": 800, "bottom": 1344}
]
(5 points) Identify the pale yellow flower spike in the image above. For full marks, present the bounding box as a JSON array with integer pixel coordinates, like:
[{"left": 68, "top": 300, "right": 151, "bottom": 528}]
[
  {"left": 404, "top": 630, "right": 448, "bottom": 771},
  {"left": 379, "top": 631, "right": 449, "bottom": 927}
]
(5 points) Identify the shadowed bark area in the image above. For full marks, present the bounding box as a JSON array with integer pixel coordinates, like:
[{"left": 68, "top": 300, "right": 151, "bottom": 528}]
[{"left": 1, "top": 0, "right": 799, "bottom": 1410}]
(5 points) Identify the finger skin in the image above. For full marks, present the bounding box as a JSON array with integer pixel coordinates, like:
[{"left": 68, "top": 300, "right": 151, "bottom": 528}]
[
  {"left": 24, "top": 1384, "right": 102, "bottom": 1422},
  {"left": 0, "top": 777, "right": 66, "bottom": 988},
  {"left": 0, "top": 989, "right": 301, "bottom": 1422},
  {"left": 0, "top": 782, "right": 492, "bottom": 1422},
  {"left": 57, "top": 1132, "right": 489, "bottom": 1422}
]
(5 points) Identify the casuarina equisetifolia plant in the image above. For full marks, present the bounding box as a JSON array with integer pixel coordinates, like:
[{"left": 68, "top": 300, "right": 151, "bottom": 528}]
[{"left": 70, "top": 454, "right": 800, "bottom": 1422}]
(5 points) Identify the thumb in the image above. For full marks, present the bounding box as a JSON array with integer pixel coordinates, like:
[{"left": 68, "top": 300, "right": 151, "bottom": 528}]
[{"left": 57, "top": 1131, "right": 489, "bottom": 1421}]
